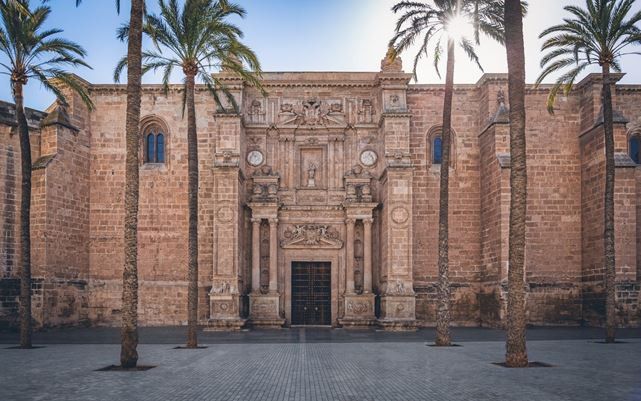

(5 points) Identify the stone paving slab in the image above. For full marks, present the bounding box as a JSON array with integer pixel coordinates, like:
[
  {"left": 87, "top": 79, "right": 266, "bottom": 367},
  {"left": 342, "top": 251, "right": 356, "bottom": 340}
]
[{"left": 1, "top": 338, "right": 640, "bottom": 401}]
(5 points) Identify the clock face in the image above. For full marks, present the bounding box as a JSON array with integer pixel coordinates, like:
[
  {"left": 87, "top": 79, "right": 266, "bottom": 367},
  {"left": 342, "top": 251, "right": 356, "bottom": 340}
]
[
  {"left": 360, "top": 150, "right": 378, "bottom": 166},
  {"left": 247, "top": 150, "right": 264, "bottom": 166}
]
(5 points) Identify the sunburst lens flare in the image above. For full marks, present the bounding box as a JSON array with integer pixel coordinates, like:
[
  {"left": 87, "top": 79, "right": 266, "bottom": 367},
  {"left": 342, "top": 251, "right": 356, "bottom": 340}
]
[{"left": 446, "top": 14, "right": 472, "bottom": 41}]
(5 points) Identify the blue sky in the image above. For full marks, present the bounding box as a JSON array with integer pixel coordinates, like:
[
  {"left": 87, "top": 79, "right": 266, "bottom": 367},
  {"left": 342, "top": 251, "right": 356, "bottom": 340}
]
[{"left": 3, "top": 0, "right": 641, "bottom": 111}]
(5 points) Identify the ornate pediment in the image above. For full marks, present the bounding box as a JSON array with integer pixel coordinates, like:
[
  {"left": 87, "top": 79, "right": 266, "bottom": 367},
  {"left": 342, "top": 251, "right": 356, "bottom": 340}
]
[{"left": 280, "top": 224, "right": 343, "bottom": 249}]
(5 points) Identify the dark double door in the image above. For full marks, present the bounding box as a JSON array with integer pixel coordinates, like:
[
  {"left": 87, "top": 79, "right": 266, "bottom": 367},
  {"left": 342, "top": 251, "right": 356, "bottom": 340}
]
[{"left": 291, "top": 262, "right": 331, "bottom": 326}]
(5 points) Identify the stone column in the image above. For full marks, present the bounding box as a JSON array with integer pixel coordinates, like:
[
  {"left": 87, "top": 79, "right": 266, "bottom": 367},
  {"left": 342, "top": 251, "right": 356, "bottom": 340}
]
[
  {"left": 268, "top": 218, "right": 278, "bottom": 292},
  {"left": 345, "top": 218, "right": 356, "bottom": 294},
  {"left": 251, "top": 218, "right": 261, "bottom": 293},
  {"left": 363, "top": 218, "right": 373, "bottom": 294}
]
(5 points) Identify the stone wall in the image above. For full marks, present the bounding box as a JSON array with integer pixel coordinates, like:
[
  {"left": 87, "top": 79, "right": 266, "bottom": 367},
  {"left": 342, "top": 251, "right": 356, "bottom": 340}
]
[
  {"left": 0, "top": 69, "right": 639, "bottom": 330},
  {"left": 86, "top": 87, "right": 218, "bottom": 326}
]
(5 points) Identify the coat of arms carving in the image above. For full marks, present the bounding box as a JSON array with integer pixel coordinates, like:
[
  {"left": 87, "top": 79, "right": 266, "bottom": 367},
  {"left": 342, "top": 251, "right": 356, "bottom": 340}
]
[{"left": 280, "top": 224, "right": 343, "bottom": 249}]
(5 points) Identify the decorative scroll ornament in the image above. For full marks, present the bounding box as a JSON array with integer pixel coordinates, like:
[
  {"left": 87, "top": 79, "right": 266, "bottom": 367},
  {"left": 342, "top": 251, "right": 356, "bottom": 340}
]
[{"left": 280, "top": 224, "right": 343, "bottom": 249}]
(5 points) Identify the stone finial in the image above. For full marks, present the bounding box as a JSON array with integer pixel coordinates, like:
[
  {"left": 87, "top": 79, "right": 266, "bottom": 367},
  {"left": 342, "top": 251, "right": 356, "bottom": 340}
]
[
  {"left": 491, "top": 88, "right": 509, "bottom": 124},
  {"left": 381, "top": 47, "right": 403, "bottom": 73}
]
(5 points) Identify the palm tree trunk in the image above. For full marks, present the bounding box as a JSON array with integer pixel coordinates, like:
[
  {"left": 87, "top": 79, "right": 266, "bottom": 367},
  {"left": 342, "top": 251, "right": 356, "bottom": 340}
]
[
  {"left": 13, "top": 81, "right": 32, "bottom": 349},
  {"left": 435, "top": 38, "right": 455, "bottom": 347},
  {"left": 601, "top": 62, "right": 616, "bottom": 344},
  {"left": 504, "top": 0, "right": 528, "bottom": 367},
  {"left": 120, "top": 0, "right": 144, "bottom": 369},
  {"left": 185, "top": 72, "right": 199, "bottom": 348}
]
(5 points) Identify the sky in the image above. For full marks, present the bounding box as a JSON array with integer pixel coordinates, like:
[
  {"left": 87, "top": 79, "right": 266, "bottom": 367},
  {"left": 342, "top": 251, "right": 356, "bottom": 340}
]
[{"left": 2, "top": 0, "right": 641, "bottom": 111}]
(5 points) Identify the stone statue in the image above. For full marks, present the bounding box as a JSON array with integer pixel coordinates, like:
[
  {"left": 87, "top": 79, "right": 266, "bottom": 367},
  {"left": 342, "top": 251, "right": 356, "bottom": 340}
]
[{"left": 307, "top": 162, "right": 317, "bottom": 187}]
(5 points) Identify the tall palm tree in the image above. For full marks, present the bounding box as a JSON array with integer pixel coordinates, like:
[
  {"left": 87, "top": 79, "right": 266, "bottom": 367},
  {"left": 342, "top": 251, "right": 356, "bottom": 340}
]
[
  {"left": 504, "top": 0, "right": 528, "bottom": 367},
  {"left": 46, "top": 0, "right": 143, "bottom": 368},
  {"left": 0, "top": 0, "right": 93, "bottom": 349},
  {"left": 390, "top": 0, "right": 503, "bottom": 346},
  {"left": 118, "top": 0, "right": 144, "bottom": 369},
  {"left": 116, "top": 0, "right": 263, "bottom": 348},
  {"left": 536, "top": 0, "right": 641, "bottom": 344}
]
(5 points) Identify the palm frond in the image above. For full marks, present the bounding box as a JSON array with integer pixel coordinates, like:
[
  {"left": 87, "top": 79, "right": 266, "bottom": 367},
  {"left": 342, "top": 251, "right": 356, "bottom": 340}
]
[
  {"left": 0, "top": 0, "right": 93, "bottom": 110},
  {"left": 537, "top": 0, "right": 641, "bottom": 114},
  {"left": 117, "top": 0, "right": 265, "bottom": 114}
]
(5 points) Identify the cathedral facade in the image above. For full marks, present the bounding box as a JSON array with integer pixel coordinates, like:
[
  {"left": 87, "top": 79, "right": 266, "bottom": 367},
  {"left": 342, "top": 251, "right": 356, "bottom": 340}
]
[{"left": 1, "top": 54, "right": 640, "bottom": 330}]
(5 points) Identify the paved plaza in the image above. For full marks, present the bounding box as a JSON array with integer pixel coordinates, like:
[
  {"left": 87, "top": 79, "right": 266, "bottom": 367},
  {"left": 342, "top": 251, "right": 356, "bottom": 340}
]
[{"left": 1, "top": 327, "right": 640, "bottom": 401}]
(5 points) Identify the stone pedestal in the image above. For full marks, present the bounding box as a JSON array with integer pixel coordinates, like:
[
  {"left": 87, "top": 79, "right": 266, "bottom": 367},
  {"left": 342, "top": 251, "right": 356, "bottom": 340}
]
[
  {"left": 205, "top": 293, "right": 247, "bottom": 331},
  {"left": 249, "top": 293, "right": 285, "bottom": 328},
  {"left": 378, "top": 295, "right": 417, "bottom": 331},
  {"left": 338, "top": 294, "right": 376, "bottom": 328}
]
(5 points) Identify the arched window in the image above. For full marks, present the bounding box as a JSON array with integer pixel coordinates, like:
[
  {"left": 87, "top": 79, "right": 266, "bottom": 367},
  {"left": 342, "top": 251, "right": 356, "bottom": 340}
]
[
  {"left": 143, "top": 125, "right": 166, "bottom": 164},
  {"left": 427, "top": 126, "right": 456, "bottom": 168},
  {"left": 146, "top": 134, "right": 155, "bottom": 163},
  {"left": 630, "top": 135, "right": 640, "bottom": 164},
  {"left": 157, "top": 134, "right": 165, "bottom": 163},
  {"left": 433, "top": 136, "right": 443, "bottom": 164}
]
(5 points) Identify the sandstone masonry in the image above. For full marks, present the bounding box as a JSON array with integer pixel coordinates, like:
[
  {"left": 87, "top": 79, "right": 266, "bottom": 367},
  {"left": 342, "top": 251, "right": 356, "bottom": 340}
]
[{"left": 1, "top": 54, "right": 639, "bottom": 330}]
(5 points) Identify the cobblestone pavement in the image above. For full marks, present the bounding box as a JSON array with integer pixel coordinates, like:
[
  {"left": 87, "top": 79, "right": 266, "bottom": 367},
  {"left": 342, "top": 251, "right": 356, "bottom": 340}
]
[{"left": 1, "top": 329, "right": 640, "bottom": 401}]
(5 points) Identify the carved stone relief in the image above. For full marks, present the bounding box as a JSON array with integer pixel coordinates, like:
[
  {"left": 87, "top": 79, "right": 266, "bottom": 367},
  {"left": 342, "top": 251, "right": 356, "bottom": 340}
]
[
  {"left": 277, "top": 99, "right": 346, "bottom": 127},
  {"left": 385, "top": 280, "right": 412, "bottom": 295},
  {"left": 251, "top": 165, "right": 280, "bottom": 201},
  {"left": 344, "top": 165, "right": 373, "bottom": 203},
  {"left": 216, "top": 206, "right": 234, "bottom": 223},
  {"left": 354, "top": 221, "right": 364, "bottom": 294},
  {"left": 246, "top": 99, "right": 266, "bottom": 124},
  {"left": 259, "top": 222, "right": 270, "bottom": 293},
  {"left": 211, "top": 280, "right": 236, "bottom": 295},
  {"left": 280, "top": 224, "right": 343, "bottom": 249},
  {"left": 358, "top": 99, "right": 375, "bottom": 124},
  {"left": 391, "top": 206, "right": 409, "bottom": 225},
  {"left": 346, "top": 301, "right": 370, "bottom": 315}
]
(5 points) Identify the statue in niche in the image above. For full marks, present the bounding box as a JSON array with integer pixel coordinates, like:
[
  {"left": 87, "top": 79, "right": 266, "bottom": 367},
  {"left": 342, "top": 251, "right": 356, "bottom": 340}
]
[
  {"left": 358, "top": 99, "right": 375, "bottom": 124},
  {"left": 307, "top": 162, "right": 317, "bottom": 188}
]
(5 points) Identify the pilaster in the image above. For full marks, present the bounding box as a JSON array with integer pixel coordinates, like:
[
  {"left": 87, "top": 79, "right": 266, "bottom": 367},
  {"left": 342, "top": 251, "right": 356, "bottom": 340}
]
[
  {"left": 247, "top": 166, "right": 285, "bottom": 328},
  {"left": 376, "top": 51, "right": 416, "bottom": 330},
  {"left": 206, "top": 82, "right": 247, "bottom": 330},
  {"left": 339, "top": 204, "right": 378, "bottom": 328}
]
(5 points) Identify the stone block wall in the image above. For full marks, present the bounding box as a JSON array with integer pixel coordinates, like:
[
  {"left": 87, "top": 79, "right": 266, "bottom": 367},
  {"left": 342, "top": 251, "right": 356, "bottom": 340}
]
[
  {"left": 407, "top": 86, "right": 482, "bottom": 326},
  {"left": 86, "top": 87, "right": 218, "bottom": 326}
]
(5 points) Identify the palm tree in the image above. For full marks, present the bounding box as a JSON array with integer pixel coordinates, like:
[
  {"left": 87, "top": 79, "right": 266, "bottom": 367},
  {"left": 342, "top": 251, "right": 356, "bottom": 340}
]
[
  {"left": 117, "top": 0, "right": 144, "bottom": 369},
  {"left": 45, "top": 0, "right": 143, "bottom": 368},
  {"left": 0, "top": 0, "right": 92, "bottom": 348},
  {"left": 504, "top": 0, "right": 528, "bottom": 367},
  {"left": 116, "top": 0, "right": 263, "bottom": 348},
  {"left": 536, "top": 0, "right": 641, "bottom": 344},
  {"left": 390, "top": 0, "right": 503, "bottom": 346}
]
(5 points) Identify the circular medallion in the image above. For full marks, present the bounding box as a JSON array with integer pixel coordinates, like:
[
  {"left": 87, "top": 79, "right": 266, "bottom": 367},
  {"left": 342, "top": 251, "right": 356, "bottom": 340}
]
[
  {"left": 391, "top": 206, "right": 409, "bottom": 224},
  {"left": 216, "top": 206, "right": 234, "bottom": 223},
  {"left": 246, "top": 150, "right": 264, "bottom": 166},
  {"left": 359, "top": 150, "right": 378, "bottom": 166}
]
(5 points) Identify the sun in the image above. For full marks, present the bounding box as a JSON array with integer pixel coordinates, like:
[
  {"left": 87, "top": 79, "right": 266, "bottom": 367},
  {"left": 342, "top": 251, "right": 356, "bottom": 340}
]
[{"left": 446, "top": 14, "right": 473, "bottom": 42}]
